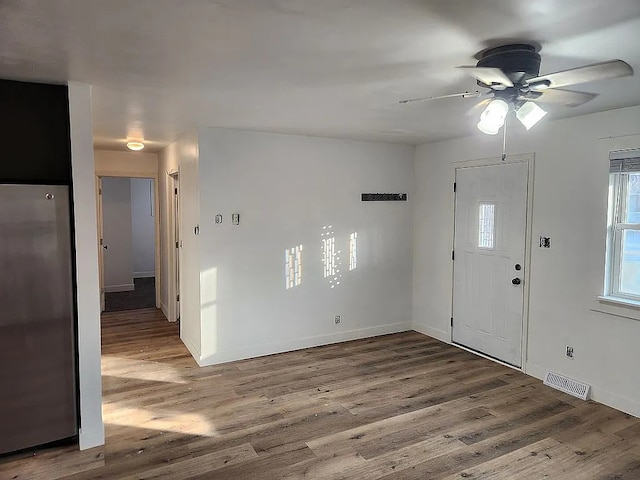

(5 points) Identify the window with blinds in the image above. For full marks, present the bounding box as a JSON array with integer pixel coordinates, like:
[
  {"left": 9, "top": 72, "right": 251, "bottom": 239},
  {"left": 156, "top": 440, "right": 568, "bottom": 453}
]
[{"left": 605, "top": 149, "right": 640, "bottom": 300}]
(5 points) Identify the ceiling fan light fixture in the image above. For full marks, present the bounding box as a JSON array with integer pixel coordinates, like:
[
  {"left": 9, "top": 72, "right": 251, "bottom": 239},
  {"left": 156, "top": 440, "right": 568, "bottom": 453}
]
[
  {"left": 516, "top": 101, "right": 548, "bottom": 130},
  {"left": 477, "top": 99, "right": 509, "bottom": 135},
  {"left": 126, "top": 141, "right": 145, "bottom": 151}
]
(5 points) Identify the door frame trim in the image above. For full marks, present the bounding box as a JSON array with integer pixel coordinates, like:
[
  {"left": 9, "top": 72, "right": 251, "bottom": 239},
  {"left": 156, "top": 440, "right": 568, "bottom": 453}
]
[
  {"left": 168, "top": 170, "right": 180, "bottom": 324},
  {"left": 95, "top": 172, "right": 161, "bottom": 311},
  {"left": 449, "top": 153, "right": 535, "bottom": 373}
]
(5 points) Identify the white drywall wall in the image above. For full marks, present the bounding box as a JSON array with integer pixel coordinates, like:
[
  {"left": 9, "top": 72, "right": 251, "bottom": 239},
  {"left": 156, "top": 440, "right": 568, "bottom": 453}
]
[
  {"left": 68, "top": 82, "right": 104, "bottom": 450},
  {"left": 195, "top": 128, "right": 414, "bottom": 365},
  {"left": 159, "top": 145, "right": 178, "bottom": 319},
  {"left": 158, "top": 132, "right": 200, "bottom": 354},
  {"left": 413, "top": 105, "right": 640, "bottom": 417},
  {"left": 94, "top": 150, "right": 158, "bottom": 176},
  {"left": 101, "top": 177, "right": 134, "bottom": 291},
  {"left": 130, "top": 178, "right": 156, "bottom": 277}
]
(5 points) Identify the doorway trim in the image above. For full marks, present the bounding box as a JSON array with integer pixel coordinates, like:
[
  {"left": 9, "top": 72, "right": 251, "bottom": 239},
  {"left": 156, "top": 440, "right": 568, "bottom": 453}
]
[
  {"left": 95, "top": 171, "right": 161, "bottom": 312},
  {"left": 449, "top": 153, "right": 535, "bottom": 373},
  {"left": 167, "top": 170, "right": 180, "bottom": 323}
]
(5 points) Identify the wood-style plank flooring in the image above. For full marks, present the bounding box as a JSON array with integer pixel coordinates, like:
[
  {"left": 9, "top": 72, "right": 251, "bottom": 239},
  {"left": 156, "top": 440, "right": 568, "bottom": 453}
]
[{"left": 2, "top": 308, "right": 640, "bottom": 479}]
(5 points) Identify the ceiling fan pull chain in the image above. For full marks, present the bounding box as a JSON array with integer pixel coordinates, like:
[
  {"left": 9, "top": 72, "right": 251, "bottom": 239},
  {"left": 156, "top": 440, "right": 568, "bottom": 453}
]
[{"left": 501, "top": 117, "right": 508, "bottom": 162}]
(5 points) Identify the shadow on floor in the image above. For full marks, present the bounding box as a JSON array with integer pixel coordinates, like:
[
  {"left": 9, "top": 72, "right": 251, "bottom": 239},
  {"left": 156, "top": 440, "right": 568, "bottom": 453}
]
[{"left": 105, "top": 277, "right": 155, "bottom": 312}]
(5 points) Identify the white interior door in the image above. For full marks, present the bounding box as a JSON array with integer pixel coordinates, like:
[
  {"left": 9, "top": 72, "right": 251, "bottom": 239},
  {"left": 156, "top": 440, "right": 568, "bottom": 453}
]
[
  {"left": 101, "top": 177, "right": 134, "bottom": 293},
  {"left": 452, "top": 162, "right": 528, "bottom": 367},
  {"left": 97, "top": 177, "right": 105, "bottom": 312},
  {"left": 168, "top": 173, "right": 181, "bottom": 323},
  {"left": 174, "top": 175, "right": 181, "bottom": 322}
]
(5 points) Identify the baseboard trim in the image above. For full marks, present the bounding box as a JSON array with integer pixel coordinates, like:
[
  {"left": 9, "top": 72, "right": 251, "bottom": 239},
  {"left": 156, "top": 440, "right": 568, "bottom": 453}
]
[
  {"left": 198, "top": 322, "right": 412, "bottom": 367},
  {"left": 181, "top": 334, "right": 202, "bottom": 366},
  {"left": 133, "top": 271, "right": 155, "bottom": 279},
  {"left": 526, "top": 361, "right": 640, "bottom": 418},
  {"left": 159, "top": 301, "right": 170, "bottom": 321},
  {"left": 103, "top": 283, "right": 134, "bottom": 293},
  {"left": 412, "top": 322, "right": 450, "bottom": 343},
  {"left": 79, "top": 425, "right": 105, "bottom": 450}
]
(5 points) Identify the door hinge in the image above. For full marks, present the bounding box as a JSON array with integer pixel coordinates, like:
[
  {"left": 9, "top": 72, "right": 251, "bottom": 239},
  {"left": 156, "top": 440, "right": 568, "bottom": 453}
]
[
  {"left": 451, "top": 317, "right": 453, "bottom": 327},
  {"left": 174, "top": 188, "right": 178, "bottom": 195},
  {"left": 100, "top": 238, "right": 103, "bottom": 246},
  {"left": 452, "top": 250, "right": 455, "bottom": 261},
  {"left": 98, "top": 188, "right": 102, "bottom": 195},
  {"left": 176, "top": 294, "right": 180, "bottom": 302},
  {"left": 453, "top": 182, "right": 456, "bottom": 192},
  {"left": 176, "top": 241, "right": 179, "bottom": 248}
]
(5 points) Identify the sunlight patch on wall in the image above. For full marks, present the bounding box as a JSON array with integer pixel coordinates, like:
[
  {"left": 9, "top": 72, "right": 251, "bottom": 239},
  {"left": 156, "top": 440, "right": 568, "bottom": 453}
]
[
  {"left": 349, "top": 232, "right": 357, "bottom": 271},
  {"left": 322, "top": 225, "right": 341, "bottom": 288},
  {"left": 285, "top": 245, "right": 303, "bottom": 289}
]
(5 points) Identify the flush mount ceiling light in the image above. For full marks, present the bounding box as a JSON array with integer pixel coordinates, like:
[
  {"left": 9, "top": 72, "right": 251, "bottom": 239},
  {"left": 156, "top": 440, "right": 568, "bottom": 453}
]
[{"left": 126, "top": 141, "right": 145, "bottom": 151}]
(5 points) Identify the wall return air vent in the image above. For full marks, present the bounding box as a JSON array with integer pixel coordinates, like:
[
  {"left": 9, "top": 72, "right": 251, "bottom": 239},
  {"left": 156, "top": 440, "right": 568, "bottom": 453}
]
[{"left": 543, "top": 371, "right": 590, "bottom": 401}]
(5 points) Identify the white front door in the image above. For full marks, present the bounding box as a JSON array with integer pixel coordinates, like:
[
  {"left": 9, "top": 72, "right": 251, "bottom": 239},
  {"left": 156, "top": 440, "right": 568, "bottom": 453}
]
[{"left": 452, "top": 162, "right": 528, "bottom": 367}]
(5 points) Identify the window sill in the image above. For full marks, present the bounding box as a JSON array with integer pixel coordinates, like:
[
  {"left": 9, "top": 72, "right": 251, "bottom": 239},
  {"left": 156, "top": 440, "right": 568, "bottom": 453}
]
[{"left": 592, "top": 295, "right": 640, "bottom": 321}]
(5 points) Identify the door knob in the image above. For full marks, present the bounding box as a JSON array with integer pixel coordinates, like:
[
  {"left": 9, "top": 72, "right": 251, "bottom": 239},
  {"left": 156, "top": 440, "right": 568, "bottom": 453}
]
[
  {"left": 103, "top": 245, "right": 108, "bottom": 250},
  {"left": 512, "top": 278, "right": 521, "bottom": 285}
]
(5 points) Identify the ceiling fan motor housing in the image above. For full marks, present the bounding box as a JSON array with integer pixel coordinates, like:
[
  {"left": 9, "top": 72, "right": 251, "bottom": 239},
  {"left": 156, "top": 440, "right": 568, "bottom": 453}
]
[{"left": 477, "top": 44, "right": 541, "bottom": 86}]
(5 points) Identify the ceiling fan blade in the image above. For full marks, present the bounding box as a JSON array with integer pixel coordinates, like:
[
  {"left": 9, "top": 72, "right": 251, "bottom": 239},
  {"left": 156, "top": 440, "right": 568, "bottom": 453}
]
[
  {"left": 399, "top": 90, "right": 481, "bottom": 104},
  {"left": 522, "top": 89, "right": 598, "bottom": 107},
  {"left": 526, "top": 60, "right": 633, "bottom": 90},
  {"left": 457, "top": 66, "right": 514, "bottom": 88}
]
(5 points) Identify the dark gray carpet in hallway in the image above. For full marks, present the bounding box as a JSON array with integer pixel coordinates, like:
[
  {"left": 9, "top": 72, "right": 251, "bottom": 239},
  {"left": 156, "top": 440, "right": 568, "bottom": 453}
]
[{"left": 104, "top": 277, "right": 155, "bottom": 312}]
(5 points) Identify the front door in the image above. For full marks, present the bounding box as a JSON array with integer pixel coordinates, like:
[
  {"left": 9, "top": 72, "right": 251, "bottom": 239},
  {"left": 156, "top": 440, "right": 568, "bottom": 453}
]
[{"left": 452, "top": 162, "right": 528, "bottom": 367}]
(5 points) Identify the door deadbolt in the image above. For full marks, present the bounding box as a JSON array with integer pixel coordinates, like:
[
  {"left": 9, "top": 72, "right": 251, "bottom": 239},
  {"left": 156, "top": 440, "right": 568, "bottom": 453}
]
[
  {"left": 515, "top": 264, "right": 521, "bottom": 271},
  {"left": 512, "top": 278, "right": 521, "bottom": 285}
]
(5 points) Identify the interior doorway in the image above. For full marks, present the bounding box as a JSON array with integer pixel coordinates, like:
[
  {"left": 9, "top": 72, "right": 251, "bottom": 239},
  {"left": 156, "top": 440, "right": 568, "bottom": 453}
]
[
  {"left": 451, "top": 160, "right": 530, "bottom": 368},
  {"left": 168, "top": 172, "right": 181, "bottom": 323},
  {"left": 97, "top": 175, "right": 161, "bottom": 312}
]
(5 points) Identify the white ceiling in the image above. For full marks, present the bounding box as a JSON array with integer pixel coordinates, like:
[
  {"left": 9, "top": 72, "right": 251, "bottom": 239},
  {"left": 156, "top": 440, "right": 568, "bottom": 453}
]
[{"left": 2, "top": 0, "right": 640, "bottom": 151}]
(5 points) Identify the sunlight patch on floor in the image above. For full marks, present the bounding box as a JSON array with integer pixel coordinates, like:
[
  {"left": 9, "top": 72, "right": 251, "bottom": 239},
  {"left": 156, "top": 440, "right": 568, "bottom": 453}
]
[
  {"left": 102, "top": 356, "right": 188, "bottom": 384},
  {"left": 103, "top": 402, "right": 218, "bottom": 437}
]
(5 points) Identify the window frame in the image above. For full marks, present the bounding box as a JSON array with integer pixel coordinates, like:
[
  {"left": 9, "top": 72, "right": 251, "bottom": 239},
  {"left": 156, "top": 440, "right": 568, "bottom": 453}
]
[
  {"left": 606, "top": 167, "right": 640, "bottom": 301},
  {"left": 477, "top": 201, "right": 496, "bottom": 251}
]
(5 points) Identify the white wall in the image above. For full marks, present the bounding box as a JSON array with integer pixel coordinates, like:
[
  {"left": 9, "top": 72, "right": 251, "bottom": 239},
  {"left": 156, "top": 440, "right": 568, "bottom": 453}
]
[
  {"left": 158, "top": 132, "right": 200, "bottom": 350},
  {"left": 131, "top": 178, "right": 156, "bottom": 278},
  {"left": 68, "top": 82, "right": 104, "bottom": 450},
  {"left": 413, "top": 105, "right": 640, "bottom": 417},
  {"left": 195, "top": 128, "right": 414, "bottom": 365},
  {"left": 159, "top": 144, "right": 178, "bottom": 319},
  {"left": 101, "top": 177, "right": 133, "bottom": 291},
  {"left": 94, "top": 150, "right": 158, "bottom": 177}
]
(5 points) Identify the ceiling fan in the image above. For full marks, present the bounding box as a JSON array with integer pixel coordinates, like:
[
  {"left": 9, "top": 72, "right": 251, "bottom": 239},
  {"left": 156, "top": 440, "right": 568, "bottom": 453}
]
[{"left": 400, "top": 44, "right": 634, "bottom": 135}]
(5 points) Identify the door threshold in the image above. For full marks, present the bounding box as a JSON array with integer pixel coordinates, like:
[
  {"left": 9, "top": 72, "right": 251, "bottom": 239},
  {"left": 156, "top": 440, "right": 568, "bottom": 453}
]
[{"left": 452, "top": 341, "right": 522, "bottom": 372}]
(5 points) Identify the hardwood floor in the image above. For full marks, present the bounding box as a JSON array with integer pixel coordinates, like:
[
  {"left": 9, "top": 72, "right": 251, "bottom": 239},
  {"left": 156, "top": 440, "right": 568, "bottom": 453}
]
[{"left": 2, "top": 308, "right": 640, "bottom": 479}]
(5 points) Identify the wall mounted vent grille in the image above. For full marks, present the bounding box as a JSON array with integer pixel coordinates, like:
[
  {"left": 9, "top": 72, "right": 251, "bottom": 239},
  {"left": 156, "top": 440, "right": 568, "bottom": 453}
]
[{"left": 543, "top": 372, "right": 590, "bottom": 400}]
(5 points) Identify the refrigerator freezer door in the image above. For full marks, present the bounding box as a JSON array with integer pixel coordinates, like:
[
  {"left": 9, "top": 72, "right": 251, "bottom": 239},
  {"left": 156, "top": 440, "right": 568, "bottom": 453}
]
[{"left": 0, "top": 184, "right": 78, "bottom": 455}]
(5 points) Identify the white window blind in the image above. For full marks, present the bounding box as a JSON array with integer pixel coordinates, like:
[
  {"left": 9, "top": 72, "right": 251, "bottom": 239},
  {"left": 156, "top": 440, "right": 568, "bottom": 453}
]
[{"left": 609, "top": 149, "right": 640, "bottom": 173}]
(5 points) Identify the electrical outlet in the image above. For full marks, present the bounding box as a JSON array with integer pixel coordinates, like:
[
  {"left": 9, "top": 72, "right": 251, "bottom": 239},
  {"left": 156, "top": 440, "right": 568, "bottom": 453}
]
[
  {"left": 565, "top": 346, "right": 574, "bottom": 359},
  {"left": 334, "top": 315, "right": 341, "bottom": 324}
]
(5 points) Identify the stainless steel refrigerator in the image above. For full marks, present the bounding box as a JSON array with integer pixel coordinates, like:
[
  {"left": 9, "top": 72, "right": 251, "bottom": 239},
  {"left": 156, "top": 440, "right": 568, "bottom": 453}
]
[{"left": 0, "top": 184, "right": 78, "bottom": 455}]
